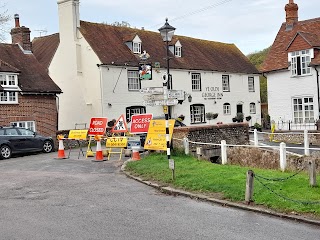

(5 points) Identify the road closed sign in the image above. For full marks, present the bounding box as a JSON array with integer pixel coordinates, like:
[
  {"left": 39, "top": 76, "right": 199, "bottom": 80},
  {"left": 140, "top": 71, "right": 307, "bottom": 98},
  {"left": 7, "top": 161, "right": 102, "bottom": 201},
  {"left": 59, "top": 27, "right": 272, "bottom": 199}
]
[
  {"left": 130, "top": 114, "right": 153, "bottom": 134},
  {"left": 88, "top": 117, "right": 108, "bottom": 136}
]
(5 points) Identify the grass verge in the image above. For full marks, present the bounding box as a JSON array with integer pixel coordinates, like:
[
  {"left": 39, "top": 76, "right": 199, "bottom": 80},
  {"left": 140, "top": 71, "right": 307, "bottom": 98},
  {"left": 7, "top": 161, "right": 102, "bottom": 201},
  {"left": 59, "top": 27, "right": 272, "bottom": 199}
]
[{"left": 125, "top": 152, "right": 320, "bottom": 219}]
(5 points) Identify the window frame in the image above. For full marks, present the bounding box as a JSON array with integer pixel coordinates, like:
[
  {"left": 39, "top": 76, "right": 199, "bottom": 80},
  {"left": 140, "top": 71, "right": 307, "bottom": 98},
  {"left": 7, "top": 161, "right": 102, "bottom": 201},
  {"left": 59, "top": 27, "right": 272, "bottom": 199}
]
[
  {"left": 222, "top": 75, "right": 230, "bottom": 92},
  {"left": 248, "top": 77, "right": 255, "bottom": 92},
  {"left": 292, "top": 97, "right": 314, "bottom": 123},
  {"left": 126, "top": 106, "right": 146, "bottom": 122},
  {"left": 223, "top": 103, "right": 231, "bottom": 115},
  {"left": 290, "top": 50, "right": 311, "bottom": 76},
  {"left": 190, "top": 104, "right": 205, "bottom": 124},
  {"left": 175, "top": 46, "right": 182, "bottom": 57},
  {"left": 127, "top": 70, "right": 141, "bottom": 91},
  {"left": 249, "top": 102, "right": 256, "bottom": 114},
  {"left": 191, "top": 73, "right": 201, "bottom": 91},
  {"left": 11, "top": 121, "right": 36, "bottom": 132},
  {"left": 132, "top": 42, "right": 141, "bottom": 54}
]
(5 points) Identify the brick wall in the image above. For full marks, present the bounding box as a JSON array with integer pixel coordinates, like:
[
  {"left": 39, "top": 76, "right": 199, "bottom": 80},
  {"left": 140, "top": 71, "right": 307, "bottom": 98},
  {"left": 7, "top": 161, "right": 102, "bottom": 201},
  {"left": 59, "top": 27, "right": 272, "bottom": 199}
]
[{"left": 0, "top": 94, "right": 58, "bottom": 138}]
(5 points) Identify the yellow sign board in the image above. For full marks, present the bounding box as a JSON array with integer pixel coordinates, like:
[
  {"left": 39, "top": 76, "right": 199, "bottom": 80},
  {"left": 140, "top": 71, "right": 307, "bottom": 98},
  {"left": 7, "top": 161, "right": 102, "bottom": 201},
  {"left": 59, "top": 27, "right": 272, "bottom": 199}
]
[
  {"left": 106, "top": 137, "right": 128, "bottom": 148},
  {"left": 144, "top": 119, "right": 175, "bottom": 151},
  {"left": 68, "top": 129, "right": 88, "bottom": 140}
]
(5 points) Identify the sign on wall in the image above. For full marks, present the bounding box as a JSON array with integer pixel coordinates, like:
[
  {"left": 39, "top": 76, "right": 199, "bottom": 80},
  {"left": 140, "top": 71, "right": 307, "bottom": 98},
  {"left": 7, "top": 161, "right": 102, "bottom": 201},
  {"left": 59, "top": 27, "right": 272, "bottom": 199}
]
[
  {"left": 139, "top": 64, "right": 152, "bottom": 80},
  {"left": 88, "top": 117, "right": 108, "bottom": 136},
  {"left": 202, "top": 86, "right": 223, "bottom": 100},
  {"left": 130, "top": 114, "right": 153, "bottom": 134}
]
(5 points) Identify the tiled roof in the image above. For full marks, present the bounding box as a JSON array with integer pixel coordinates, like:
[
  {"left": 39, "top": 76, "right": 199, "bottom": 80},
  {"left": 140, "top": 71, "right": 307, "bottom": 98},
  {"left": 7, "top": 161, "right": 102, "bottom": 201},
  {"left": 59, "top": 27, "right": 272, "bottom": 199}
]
[
  {"left": 32, "top": 33, "right": 60, "bottom": 69},
  {"left": 0, "top": 59, "right": 20, "bottom": 72},
  {"left": 262, "top": 17, "right": 320, "bottom": 72},
  {"left": 80, "top": 21, "right": 259, "bottom": 74},
  {"left": 0, "top": 43, "right": 61, "bottom": 93}
]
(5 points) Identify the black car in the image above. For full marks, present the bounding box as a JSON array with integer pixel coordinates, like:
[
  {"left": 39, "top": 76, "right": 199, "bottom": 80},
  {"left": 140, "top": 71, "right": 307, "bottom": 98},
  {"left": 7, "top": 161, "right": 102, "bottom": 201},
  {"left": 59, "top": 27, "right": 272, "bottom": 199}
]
[{"left": 0, "top": 126, "right": 54, "bottom": 160}]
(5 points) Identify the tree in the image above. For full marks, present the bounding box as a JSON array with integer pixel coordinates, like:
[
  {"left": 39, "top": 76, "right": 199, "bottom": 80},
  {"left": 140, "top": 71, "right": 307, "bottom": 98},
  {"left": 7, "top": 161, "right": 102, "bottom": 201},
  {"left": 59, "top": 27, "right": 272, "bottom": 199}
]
[{"left": 0, "top": 2, "right": 10, "bottom": 42}]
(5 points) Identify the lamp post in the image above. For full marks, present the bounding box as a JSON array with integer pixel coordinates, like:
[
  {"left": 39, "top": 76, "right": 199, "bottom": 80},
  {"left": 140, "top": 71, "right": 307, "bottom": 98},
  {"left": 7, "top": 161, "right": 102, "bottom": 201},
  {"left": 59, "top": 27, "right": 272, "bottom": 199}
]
[{"left": 159, "top": 18, "right": 175, "bottom": 161}]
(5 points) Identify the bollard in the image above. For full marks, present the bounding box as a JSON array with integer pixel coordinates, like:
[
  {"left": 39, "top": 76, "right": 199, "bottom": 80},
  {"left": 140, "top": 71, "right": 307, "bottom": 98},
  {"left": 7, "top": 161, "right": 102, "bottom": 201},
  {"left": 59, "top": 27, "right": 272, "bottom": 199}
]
[
  {"left": 254, "top": 129, "right": 259, "bottom": 147},
  {"left": 221, "top": 140, "right": 227, "bottom": 165},
  {"left": 245, "top": 170, "right": 254, "bottom": 204},
  {"left": 304, "top": 129, "right": 310, "bottom": 156},
  {"left": 279, "top": 142, "right": 287, "bottom": 172},
  {"left": 183, "top": 137, "right": 189, "bottom": 155},
  {"left": 308, "top": 160, "right": 317, "bottom": 187},
  {"left": 196, "top": 147, "right": 202, "bottom": 160}
]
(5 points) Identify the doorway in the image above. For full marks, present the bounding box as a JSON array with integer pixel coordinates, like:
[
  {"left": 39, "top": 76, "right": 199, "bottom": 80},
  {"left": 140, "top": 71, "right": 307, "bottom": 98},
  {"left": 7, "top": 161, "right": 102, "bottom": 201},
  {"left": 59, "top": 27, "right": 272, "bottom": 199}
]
[{"left": 237, "top": 104, "right": 243, "bottom": 113}]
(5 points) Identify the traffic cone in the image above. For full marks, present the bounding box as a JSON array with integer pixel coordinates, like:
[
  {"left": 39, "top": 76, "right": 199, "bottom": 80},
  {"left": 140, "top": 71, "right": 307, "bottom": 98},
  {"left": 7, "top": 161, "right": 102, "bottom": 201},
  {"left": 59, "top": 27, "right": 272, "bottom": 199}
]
[
  {"left": 56, "top": 135, "right": 66, "bottom": 159},
  {"left": 93, "top": 135, "right": 103, "bottom": 162},
  {"left": 131, "top": 146, "right": 141, "bottom": 161}
]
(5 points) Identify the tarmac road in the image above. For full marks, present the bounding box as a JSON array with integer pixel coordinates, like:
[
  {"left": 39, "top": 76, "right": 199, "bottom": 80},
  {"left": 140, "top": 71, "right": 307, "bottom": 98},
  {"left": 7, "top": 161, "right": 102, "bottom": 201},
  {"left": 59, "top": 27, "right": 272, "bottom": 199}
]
[{"left": 0, "top": 150, "right": 319, "bottom": 240}]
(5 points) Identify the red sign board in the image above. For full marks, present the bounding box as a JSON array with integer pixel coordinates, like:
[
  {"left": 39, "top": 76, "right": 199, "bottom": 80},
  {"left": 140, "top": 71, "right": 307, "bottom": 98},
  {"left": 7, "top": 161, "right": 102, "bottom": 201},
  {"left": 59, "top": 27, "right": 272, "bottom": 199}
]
[
  {"left": 88, "top": 117, "right": 108, "bottom": 136},
  {"left": 130, "top": 114, "right": 153, "bottom": 134}
]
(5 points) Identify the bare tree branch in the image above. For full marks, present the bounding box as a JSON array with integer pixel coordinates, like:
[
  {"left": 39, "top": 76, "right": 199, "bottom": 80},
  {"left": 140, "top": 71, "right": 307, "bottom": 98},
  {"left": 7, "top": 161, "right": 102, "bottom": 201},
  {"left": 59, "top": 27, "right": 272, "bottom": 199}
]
[{"left": 0, "top": 2, "right": 11, "bottom": 42}]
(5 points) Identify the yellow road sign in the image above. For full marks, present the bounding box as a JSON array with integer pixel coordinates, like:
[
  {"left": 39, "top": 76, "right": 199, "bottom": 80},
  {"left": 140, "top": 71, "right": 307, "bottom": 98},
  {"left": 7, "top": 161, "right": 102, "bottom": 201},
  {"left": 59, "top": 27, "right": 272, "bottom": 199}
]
[
  {"left": 68, "top": 129, "right": 88, "bottom": 140},
  {"left": 144, "top": 119, "right": 175, "bottom": 151},
  {"left": 106, "top": 137, "right": 128, "bottom": 148}
]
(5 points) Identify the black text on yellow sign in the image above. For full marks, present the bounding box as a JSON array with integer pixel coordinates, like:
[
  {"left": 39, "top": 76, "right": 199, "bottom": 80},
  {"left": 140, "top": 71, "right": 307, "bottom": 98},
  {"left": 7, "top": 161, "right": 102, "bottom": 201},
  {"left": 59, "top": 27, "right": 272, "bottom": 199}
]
[{"left": 106, "top": 137, "right": 128, "bottom": 148}]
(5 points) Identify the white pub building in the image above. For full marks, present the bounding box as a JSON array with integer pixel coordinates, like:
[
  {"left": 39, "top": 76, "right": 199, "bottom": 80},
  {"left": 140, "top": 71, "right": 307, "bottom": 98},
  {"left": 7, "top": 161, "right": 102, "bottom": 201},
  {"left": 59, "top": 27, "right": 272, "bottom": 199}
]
[{"left": 32, "top": 0, "right": 261, "bottom": 130}]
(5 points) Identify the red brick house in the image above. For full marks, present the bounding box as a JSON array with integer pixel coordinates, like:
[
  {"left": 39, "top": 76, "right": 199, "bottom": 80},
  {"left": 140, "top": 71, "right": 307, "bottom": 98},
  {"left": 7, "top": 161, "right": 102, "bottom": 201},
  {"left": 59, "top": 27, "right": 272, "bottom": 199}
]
[{"left": 0, "top": 15, "right": 61, "bottom": 137}]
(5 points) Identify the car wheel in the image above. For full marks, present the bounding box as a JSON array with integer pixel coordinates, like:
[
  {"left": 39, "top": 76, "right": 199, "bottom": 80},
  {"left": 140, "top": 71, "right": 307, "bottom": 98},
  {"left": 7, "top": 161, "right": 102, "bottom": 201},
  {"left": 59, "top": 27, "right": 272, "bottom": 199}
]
[
  {"left": 43, "top": 141, "right": 53, "bottom": 153},
  {"left": 0, "top": 145, "right": 12, "bottom": 159}
]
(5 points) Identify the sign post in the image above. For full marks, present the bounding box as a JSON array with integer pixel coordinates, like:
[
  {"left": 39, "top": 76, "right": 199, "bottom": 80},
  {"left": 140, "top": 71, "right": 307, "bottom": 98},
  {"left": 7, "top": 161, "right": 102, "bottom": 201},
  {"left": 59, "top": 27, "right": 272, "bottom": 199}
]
[{"left": 169, "top": 159, "right": 175, "bottom": 180}]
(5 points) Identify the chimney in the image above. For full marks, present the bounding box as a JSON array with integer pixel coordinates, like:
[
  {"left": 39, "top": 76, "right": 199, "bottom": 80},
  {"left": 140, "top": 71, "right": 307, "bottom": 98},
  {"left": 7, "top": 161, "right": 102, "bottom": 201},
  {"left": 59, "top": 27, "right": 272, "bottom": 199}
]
[
  {"left": 10, "top": 14, "right": 32, "bottom": 51},
  {"left": 285, "top": 0, "right": 298, "bottom": 28}
]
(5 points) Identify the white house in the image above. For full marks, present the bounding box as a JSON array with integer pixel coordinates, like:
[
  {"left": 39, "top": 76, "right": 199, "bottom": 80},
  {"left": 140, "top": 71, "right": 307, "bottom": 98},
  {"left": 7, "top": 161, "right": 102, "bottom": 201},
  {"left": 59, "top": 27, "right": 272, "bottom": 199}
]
[
  {"left": 32, "top": 0, "right": 260, "bottom": 130},
  {"left": 262, "top": 0, "right": 320, "bottom": 130}
]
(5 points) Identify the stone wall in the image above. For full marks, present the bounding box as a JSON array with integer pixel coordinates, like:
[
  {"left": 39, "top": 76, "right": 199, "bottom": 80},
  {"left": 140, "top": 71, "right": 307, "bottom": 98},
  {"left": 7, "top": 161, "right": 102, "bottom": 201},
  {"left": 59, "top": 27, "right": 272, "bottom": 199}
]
[
  {"left": 173, "top": 123, "right": 249, "bottom": 160},
  {"left": 264, "top": 130, "right": 320, "bottom": 145}
]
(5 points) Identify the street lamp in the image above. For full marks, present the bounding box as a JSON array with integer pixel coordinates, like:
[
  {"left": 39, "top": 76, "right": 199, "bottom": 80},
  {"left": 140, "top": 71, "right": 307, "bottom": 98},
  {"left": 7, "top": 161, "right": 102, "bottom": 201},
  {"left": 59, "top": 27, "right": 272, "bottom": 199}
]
[{"left": 159, "top": 18, "right": 175, "bottom": 161}]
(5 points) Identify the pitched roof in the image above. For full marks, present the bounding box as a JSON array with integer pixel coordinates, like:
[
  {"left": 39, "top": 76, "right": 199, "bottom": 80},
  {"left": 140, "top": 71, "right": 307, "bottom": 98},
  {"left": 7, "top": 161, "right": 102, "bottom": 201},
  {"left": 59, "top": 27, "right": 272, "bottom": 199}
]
[
  {"left": 0, "top": 43, "right": 61, "bottom": 93},
  {"left": 0, "top": 59, "right": 20, "bottom": 72},
  {"left": 79, "top": 21, "right": 259, "bottom": 74},
  {"left": 262, "top": 17, "right": 320, "bottom": 72},
  {"left": 32, "top": 33, "right": 60, "bottom": 69}
]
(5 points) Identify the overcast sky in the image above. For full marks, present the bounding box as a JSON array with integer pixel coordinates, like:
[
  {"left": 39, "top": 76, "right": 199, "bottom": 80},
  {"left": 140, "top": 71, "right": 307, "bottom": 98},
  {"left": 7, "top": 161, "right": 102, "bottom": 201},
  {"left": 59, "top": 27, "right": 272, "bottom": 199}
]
[{"left": 2, "top": 0, "right": 319, "bottom": 55}]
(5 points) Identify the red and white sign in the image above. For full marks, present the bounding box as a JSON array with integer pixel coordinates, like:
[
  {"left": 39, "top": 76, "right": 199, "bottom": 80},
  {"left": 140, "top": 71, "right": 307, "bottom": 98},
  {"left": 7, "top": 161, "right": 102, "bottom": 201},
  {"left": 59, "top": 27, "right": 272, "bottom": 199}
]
[
  {"left": 88, "top": 117, "right": 108, "bottom": 136},
  {"left": 111, "top": 114, "right": 128, "bottom": 133},
  {"left": 130, "top": 114, "right": 153, "bottom": 134}
]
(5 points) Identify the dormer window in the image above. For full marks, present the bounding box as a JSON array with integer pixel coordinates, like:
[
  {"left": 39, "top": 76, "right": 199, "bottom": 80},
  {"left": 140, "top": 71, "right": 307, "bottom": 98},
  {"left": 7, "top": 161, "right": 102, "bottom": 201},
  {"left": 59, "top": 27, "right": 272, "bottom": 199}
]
[
  {"left": 174, "top": 40, "right": 182, "bottom": 57},
  {"left": 289, "top": 49, "right": 312, "bottom": 76},
  {"left": 132, "top": 35, "right": 142, "bottom": 54},
  {"left": 133, "top": 42, "right": 141, "bottom": 54}
]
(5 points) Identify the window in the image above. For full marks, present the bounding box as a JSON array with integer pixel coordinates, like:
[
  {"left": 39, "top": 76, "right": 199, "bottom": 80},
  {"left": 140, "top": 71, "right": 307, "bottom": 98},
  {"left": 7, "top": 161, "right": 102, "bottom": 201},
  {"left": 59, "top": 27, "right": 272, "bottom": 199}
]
[
  {"left": 250, "top": 102, "right": 256, "bottom": 114},
  {"left": 190, "top": 104, "right": 205, "bottom": 124},
  {"left": 0, "top": 74, "right": 19, "bottom": 104},
  {"left": 11, "top": 121, "right": 36, "bottom": 132},
  {"left": 128, "top": 70, "right": 140, "bottom": 91},
  {"left": 126, "top": 106, "right": 146, "bottom": 122},
  {"left": 175, "top": 46, "right": 181, "bottom": 57},
  {"left": 18, "top": 128, "right": 34, "bottom": 136},
  {"left": 223, "top": 103, "right": 231, "bottom": 115},
  {"left": 191, "top": 73, "right": 201, "bottom": 91},
  {"left": 248, "top": 77, "right": 255, "bottom": 92},
  {"left": 293, "top": 97, "right": 314, "bottom": 123},
  {"left": 0, "top": 74, "right": 17, "bottom": 86},
  {"left": 290, "top": 50, "right": 311, "bottom": 76},
  {"left": 133, "top": 42, "right": 141, "bottom": 54},
  {"left": 6, "top": 128, "right": 18, "bottom": 136},
  {"left": 0, "top": 91, "right": 18, "bottom": 104},
  {"left": 222, "top": 75, "right": 230, "bottom": 92}
]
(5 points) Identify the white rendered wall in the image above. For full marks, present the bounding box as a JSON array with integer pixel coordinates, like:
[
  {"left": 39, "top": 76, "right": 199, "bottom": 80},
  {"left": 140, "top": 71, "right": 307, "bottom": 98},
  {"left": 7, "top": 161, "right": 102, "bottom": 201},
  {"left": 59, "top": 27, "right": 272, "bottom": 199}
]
[
  {"left": 267, "top": 69, "right": 318, "bottom": 126},
  {"left": 100, "top": 67, "right": 261, "bottom": 126}
]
